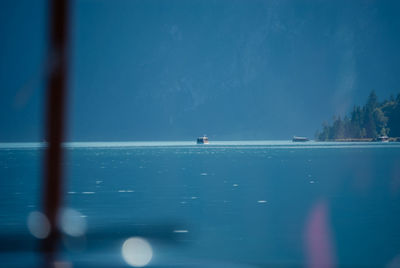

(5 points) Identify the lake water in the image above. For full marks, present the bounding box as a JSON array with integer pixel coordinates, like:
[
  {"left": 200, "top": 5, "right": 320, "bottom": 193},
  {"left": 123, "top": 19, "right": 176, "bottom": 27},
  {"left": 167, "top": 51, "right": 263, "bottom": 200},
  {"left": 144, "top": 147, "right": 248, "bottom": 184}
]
[{"left": 1, "top": 141, "right": 400, "bottom": 267}]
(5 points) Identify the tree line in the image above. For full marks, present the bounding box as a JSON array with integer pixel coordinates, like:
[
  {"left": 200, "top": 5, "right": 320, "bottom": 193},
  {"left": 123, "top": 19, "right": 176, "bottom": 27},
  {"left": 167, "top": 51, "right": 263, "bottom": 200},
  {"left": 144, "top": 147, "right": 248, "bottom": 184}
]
[{"left": 316, "top": 91, "right": 400, "bottom": 141}]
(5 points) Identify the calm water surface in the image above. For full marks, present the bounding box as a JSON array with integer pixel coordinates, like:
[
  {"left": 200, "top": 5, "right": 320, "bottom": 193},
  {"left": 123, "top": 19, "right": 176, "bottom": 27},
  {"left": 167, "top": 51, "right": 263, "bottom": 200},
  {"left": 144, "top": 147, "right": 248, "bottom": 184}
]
[{"left": 1, "top": 141, "right": 400, "bottom": 267}]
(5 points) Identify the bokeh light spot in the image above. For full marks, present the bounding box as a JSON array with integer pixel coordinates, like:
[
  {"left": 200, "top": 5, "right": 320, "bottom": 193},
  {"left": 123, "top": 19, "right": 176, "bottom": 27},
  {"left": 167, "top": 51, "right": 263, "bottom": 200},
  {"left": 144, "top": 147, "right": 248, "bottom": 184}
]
[
  {"left": 122, "top": 237, "right": 153, "bottom": 267},
  {"left": 27, "top": 211, "right": 50, "bottom": 239},
  {"left": 60, "top": 208, "right": 87, "bottom": 237}
]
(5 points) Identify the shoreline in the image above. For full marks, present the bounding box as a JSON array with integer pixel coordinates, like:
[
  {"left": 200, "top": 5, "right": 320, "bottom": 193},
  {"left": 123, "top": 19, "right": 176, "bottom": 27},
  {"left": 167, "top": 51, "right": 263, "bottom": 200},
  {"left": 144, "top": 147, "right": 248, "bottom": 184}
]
[{"left": 320, "top": 137, "right": 400, "bottom": 142}]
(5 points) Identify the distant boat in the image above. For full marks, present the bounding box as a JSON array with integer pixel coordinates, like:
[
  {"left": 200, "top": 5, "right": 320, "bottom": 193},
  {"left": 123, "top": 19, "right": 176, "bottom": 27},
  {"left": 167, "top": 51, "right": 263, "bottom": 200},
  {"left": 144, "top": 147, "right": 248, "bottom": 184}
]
[
  {"left": 376, "top": 136, "right": 389, "bottom": 142},
  {"left": 292, "top": 136, "right": 309, "bottom": 142},
  {"left": 197, "top": 136, "right": 209, "bottom": 144}
]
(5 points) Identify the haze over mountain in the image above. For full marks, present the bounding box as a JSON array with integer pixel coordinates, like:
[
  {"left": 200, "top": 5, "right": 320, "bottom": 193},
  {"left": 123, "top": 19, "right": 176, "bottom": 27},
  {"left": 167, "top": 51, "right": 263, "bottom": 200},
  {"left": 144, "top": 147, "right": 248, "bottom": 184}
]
[{"left": 1, "top": 0, "right": 400, "bottom": 141}]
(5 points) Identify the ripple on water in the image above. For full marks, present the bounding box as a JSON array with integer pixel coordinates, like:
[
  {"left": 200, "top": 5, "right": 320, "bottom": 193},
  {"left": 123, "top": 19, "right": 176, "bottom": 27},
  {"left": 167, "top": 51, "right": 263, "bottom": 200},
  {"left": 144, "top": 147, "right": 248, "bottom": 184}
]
[
  {"left": 118, "top": 190, "right": 135, "bottom": 193},
  {"left": 173, "top": 230, "right": 189, "bottom": 233}
]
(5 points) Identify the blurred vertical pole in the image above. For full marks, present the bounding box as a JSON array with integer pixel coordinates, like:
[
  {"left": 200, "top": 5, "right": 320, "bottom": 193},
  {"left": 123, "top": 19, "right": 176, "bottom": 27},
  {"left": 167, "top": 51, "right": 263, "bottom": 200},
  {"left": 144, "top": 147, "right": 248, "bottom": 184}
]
[{"left": 42, "top": 0, "right": 69, "bottom": 265}]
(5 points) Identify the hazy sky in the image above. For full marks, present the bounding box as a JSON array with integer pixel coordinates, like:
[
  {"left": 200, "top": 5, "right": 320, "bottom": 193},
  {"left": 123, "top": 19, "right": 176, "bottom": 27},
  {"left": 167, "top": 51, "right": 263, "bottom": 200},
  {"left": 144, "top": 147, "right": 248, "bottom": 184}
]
[{"left": 1, "top": 0, "right": 400, "bottom": 141}]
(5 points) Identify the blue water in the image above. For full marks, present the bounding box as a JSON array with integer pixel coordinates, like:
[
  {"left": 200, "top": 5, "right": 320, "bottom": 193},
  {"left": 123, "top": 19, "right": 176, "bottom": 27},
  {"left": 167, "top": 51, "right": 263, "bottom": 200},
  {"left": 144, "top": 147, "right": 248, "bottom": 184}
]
[{"left": 1, "top": 141, "right": 400, "bottom": 267}]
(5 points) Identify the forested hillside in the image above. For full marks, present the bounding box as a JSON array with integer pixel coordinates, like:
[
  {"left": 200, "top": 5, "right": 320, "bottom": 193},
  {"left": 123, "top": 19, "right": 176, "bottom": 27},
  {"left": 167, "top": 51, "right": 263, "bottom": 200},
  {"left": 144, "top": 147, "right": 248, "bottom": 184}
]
[{"left": 316, "top": 91, "right": 400, "bottom": 141}]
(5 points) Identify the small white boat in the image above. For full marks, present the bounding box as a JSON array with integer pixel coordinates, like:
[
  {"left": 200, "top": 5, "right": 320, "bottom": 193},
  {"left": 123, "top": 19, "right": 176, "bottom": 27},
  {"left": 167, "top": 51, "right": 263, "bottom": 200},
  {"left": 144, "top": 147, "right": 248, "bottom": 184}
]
[
  {"left": 197, "top": 136, "right": 209, "bottom": 144},
  {"left": 377, "top": 136, "right": 389, "bottom": 142},
  {"left": 292, "top": 136, "right": 309, "bottom": 142}
]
